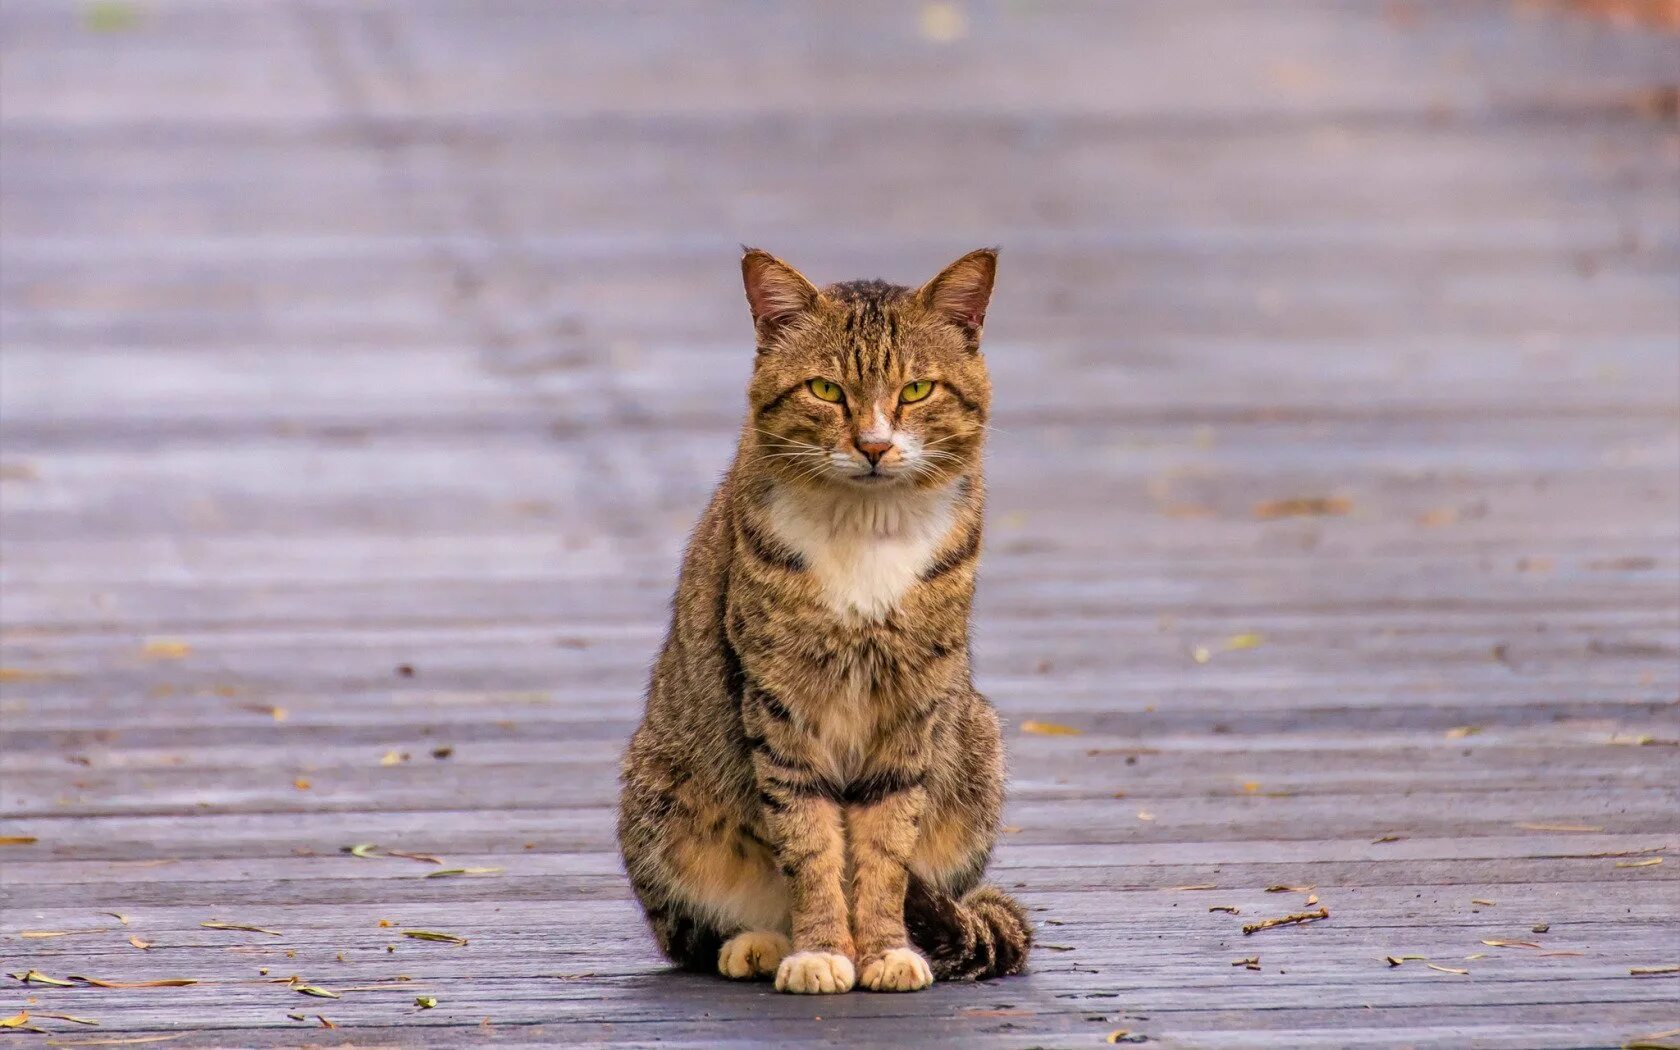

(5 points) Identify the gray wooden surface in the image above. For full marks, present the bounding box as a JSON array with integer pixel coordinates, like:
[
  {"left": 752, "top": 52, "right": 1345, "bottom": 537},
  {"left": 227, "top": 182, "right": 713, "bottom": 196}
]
[{"left": 2, "top": 1, "right": 1678, "bottom": 1047}]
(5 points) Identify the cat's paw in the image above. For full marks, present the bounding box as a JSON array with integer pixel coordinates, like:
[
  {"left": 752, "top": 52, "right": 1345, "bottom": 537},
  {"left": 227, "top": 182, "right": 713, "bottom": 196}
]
[
  {"left": 718, "top": 930, "right": 790, "bottom": 980},
  {"left": 774, "top": 950, "right": 856, "bottom": 994},
  {"left": 858, "top": 947, "right": 934, "bottom": 992}
]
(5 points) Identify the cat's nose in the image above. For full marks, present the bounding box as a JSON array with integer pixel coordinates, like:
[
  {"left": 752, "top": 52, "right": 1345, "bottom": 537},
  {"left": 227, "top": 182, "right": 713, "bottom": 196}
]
[{"left": 857, "top": 438, "right": 893, "bottom": 464}]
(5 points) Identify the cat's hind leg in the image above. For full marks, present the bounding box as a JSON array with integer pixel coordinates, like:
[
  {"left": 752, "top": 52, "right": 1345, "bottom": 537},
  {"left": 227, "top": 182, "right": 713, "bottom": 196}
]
[{"left": 718, "top": 930, "right": 791, "bottom": 979}]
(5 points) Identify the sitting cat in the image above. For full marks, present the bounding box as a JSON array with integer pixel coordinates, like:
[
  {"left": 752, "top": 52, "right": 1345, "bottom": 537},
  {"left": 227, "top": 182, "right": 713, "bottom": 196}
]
[{"left": 617, "top": 248, "right": 1030, "bottom": 994}]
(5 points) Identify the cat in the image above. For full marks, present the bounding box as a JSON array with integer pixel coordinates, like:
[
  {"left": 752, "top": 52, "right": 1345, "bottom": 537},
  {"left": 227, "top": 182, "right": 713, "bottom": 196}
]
[{"left": 616, "top": 248, "right": 1030, "bottom": 995}]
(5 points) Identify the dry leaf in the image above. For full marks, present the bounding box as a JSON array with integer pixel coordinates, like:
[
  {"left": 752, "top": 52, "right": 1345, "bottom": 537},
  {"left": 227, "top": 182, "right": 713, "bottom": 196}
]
[
  {"left": 1617, "top": 857, "right": 1663, "bottom": 868},
  {"left": 1445, "top": 725, "right": 1483, "bottom": 739},
  {"left": 1482, "top": 939, "right": 1542, "bottom": 949},
  {"left": 140, "top": 639, "right": 191, "bottom": 660},
  {"left": 415, "top": 996, "right": 438, "bottom": 1008},
  {"left": 1208, "top": 905, "right": 1240, "bottom": 914},
  {"left": 423, "top": 867, "right": 502, "bottom": 879},
  {"left": 128, "top": 937, "right": 150, "bottom": 951},
  {"left": 0, "top": 836, "right": 38, "bottom": 846},
  {"left": 1516, "top": 821, "right": 1603, "bottom": 832},
  {"left": 21, "top": 930, "right": 111, "bottom": 939},
  {"left": 1253, "top": 496, "right": 1352, "bottom": 519},
  {"left": 200, "top": 921, "right": 282, "bottom": 936},
  {"left": 292, "top": 778, "right": 311, "bottom": 791},
  {"left": 1163, "top": 884, "right": 1217, "bottom": 891},
  {"left": 294, "top": 986, "right": 339, "bottom": 999},
  {"left": 34, "top": 1012, "right": 98, "bottom": 1026},
  {"left": 10, "top": 970, "right": 76, "bottom": 987},
  {"left": 1135, "top": 811, "right": 1155, "bottom": 822},
  {"left": 1191, "top": 646, "right": 1212, "bottom": 664},
  {"left": 1372, "top": 834, "right": 1404, "bottom": 843},
  {"left": 1019, "top": 720, "right": 1081, "bottom": 736},
  {"left": 386, "top": 849, "right": 444, "bottom": 865},
  {"left": 104, "top": 913, "right": 130, "bottom": 926},
  {"left": 379, "top": 750, "right": 408, "bottom": 766},
  {"left": 1385, "top": 954, "right": 1426, "bottom": 966},
  {"left": 1265, "top": 884, "right": 1314, "bottom": 893},
  {"left": 918, "top": 2, "right": 967, "bottom": 43},
  {"left": 1224, "top": 633, "right": 1264, "bottom": 650},
  {"left": 1, "top": 1011, "right": 29, "bottom": 1028},
  {"left": 1471, "top": 898, "right": 1497, "bottom": 906},
  {"left": 49, "top": 1036, "right": 188, "bottom": 1046},
  {"left": 402, "top": 930, "right": 468, "bottom": 945},
  {"left": 1427, "top": 964, "right": 1470, "bottom": 975},
  {"left": 1630, "top": 965, "right": 1680, "bottom": 975},
  {"left": 1304, "top": 894, "right": 1319, "bottom": 906},
  {"left": 69, "top": 976, "right": 198, "bottom": 988}
]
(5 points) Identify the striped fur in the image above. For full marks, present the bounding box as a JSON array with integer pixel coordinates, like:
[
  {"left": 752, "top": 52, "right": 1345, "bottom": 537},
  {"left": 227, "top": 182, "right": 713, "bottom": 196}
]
[{"left": 617, "top": 249, "right": 1030, "bottom": 994}]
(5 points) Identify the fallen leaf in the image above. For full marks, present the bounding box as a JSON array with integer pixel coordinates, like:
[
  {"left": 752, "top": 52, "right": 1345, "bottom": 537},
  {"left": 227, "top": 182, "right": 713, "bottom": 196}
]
[
  {"left": 423, "top": 867, "right": 502, "bottom": 879},
  {"left": 1019, "top": 720, "right": 1081, "bottom": 736},
  {"left": 21, "top": 930, "right": 112, "bottom": 939},
  {"left": 379, "top": 750, "right": 408, "bottom": 767},
  {"left": 1191, "top": 646, "right": 1212, "bottom": 664},
  {"left": 415, "top": 996, "right": 438, "bottom": 1008},
  {"left": 68, "top": 976, "right": 198, "bottom": 988},
  {"left": 0, "top": 836, "right": 38, "bottom": 846},
  {"left": 1162, "top": 884, "right": 1217, "bottom": 891},
  {"left": 1616, "top": 857, "right": 1663, "bottom": 868},
  {"left": 1265, "top": 884, "right": 1314, "bottom": 893},
  {"left": 1304, "top": 894, "right": 1319, "bottom": 906},
  {"left": 1253, "top": 496, "right": 1352, "bottom": 519},
  {"left": 1471, "top": 898, "right": 1497, "bottom": 906},
  {"left": 1, "top": 1012, "right": 28, "bottom": 1028},
  {"left": 918, "top": 2, "right": 967, "bottom": 43},
  {"left": 1224, "top": 633, "right": 1264, "bottom": 650},
  {"left": 1208, "top": 905, "right": 1240, "bottom": 914},
  {"left": 386, "top": 849, "right": 444, "bottom": 864},
  {"left": 200, "top": 921, "right": 282, "bottom": 936},
  {"left": 34, "top": 1013, "right": 98, "bottom": 1026},
  {"left": 316, "top": 1016, "right": 336, "bottom": 1029},
  {"left": 10, "top": 970, "right": 77, "bottom": 987},
  {"left": 1135, "top": 811, "right": 1155, "bottom": 822},
  {"left": 402, "top": 930, "right": 468, "bottom": 945},
  {"left": 1385, "top": 954, "right": 1426, "bottom": 966},
  {"left": 293, "top": 778, "right": 311, "bottom": 791},
  {"left": 48, "top": 1036, "right": 187, "bottom": 1046},
  {"left": 127, "top": 937, "right": 150, "bottom": 951},
  {"left": 1516, "top": 821, "right": 1603, "bottom": 832},
  {"left": 1445, "top": 725, "right": 1483, "bottom": 739},
  {"left": 294, "top": 986, "right": 339, "bottom": 999},
  {"left": 1417, "top": 507, "right": 1459, "bottom": 528},
  {"left": 1372, "top": 834, "right": 1404, "bottom": 843},
  {"left": 1427, "top": 964, "right": 1470, "bottom": 975},
  {"left": 1630, "top": 965, "right": 1680, "bottom": 975},
  {"left": 104, "top": 913, "right": 130, "bottom": 926},
  {"left": 345, "top": 843, "right": 380, "bottom": 858},
  {"left": 140, "top": 639, "right": 191, "bottom": 660},
  {"left": 1482, "top": 939, "right": 1542, "bottom": 949}
]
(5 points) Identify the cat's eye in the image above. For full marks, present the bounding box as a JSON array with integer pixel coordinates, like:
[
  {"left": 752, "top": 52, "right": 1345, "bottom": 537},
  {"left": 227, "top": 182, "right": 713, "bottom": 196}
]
[
  {"left": 900, "top": 380, "right": 935, "bottom": 403},
  {"left": 807, "top": 378, "right": 845, "bottom": 403}
]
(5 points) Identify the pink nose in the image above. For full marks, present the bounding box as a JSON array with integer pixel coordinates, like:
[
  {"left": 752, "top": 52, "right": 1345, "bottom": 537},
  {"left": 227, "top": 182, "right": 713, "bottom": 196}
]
[{"left": 857, "top": 438, "right": 892, "bottom": 464}]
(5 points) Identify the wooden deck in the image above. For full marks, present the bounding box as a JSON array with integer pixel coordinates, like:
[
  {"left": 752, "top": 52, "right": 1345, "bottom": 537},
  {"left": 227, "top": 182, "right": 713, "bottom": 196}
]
[{"left": 3, "top": 2, "right": 1678, "bottom": 1046}]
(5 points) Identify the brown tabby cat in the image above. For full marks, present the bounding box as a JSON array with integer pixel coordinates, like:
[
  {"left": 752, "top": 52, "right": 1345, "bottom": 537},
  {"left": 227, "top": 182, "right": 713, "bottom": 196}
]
[{"left": 617, "top": 248, "right": 1030, "bottom": 995}]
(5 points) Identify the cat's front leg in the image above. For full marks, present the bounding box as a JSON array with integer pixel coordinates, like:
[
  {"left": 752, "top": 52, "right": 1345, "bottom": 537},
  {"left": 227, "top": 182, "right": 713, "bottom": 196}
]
[
  {"left": 754, "top": 755, "right": 855, "bottom": 994},
  {"left": 848, "top": 778, "right": 935, "bottom": 992}
]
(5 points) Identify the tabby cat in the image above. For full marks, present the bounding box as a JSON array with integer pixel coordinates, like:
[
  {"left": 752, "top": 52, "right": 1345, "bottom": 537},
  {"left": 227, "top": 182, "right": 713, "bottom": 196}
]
[{"left": 617, "top": 248, "right": 1030, "bottom": 994}]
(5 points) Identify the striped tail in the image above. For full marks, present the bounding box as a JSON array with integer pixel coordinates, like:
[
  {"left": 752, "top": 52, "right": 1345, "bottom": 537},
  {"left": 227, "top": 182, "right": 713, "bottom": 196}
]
[{"left": 904, "top": 876, "right": 1032, "bottom": 980}]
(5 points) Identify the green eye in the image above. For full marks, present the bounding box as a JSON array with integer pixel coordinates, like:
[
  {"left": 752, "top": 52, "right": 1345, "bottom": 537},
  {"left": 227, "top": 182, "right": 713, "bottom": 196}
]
[
  {"left": 900, "top": 380, "right": 935, "bottom": 403},
  {"left": 807, "top": 378, "right": 844, "bottom": 403}
]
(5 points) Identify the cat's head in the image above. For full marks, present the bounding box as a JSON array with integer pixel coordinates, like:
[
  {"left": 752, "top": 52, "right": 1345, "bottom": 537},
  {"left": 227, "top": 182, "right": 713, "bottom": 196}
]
[{"left": 740, "top": 248, "right": 995, "bottom": 492}]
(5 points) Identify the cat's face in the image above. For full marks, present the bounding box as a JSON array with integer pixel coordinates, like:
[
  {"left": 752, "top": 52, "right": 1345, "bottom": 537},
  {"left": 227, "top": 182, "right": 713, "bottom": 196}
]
[{"left": 742, "top": 250, "right": 995, "bottom": 492}]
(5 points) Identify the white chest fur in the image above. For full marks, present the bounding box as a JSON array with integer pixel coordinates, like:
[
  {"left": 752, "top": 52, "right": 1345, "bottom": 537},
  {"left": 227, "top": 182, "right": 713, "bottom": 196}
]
[{"left": 765, "top": 481, "right": 962, "bottom": 621}]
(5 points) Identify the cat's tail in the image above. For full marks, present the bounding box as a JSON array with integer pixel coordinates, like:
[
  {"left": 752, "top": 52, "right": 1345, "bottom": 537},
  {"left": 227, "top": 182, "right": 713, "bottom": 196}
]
[{"left": 904, "top": 876, "right": 1032, "bottom": 981}]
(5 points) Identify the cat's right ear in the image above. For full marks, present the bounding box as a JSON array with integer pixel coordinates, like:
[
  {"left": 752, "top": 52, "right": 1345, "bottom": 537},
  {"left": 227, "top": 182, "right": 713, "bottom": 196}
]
[{"left": 742, "top": 248, "right": 821, "bottom": 346}]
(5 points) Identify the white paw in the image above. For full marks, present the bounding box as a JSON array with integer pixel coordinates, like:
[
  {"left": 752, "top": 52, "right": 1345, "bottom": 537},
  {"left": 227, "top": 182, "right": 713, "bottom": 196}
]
[
  {"left": 774, "top": 950, "right": 856, "bottom": 994},
  {"left": 859, "top": 947, "right": 934, "bottom": 992},
  {"left": 717, "top": 930, "right": 790, "bottom": 980}
]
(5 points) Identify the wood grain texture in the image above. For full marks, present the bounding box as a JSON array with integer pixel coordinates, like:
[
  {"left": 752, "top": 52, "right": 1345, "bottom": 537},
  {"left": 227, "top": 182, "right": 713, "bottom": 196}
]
[{"left": 2, "top": 1, "right": 1677, "bottom": 1047}]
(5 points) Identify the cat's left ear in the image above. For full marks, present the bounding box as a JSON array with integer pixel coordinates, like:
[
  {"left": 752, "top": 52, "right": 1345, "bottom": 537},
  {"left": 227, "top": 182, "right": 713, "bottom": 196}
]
[{"left": 918, "top": 248, "right": 997, "bottom": 350}]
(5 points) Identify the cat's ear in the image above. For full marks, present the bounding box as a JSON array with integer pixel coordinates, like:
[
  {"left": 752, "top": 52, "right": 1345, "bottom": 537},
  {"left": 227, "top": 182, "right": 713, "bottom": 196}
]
[
  {"left": 918, "top": 248, "right": 997, "bottom": 348},
  {"left": 742, "top": 248, "right": 821, "bottom": 344}
]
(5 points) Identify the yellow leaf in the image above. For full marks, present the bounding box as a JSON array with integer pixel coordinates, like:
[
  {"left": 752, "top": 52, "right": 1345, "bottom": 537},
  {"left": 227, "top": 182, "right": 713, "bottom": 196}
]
[
  {"left": 1444, "top": 725, "right": 1482, "bottom": 739},
  {"left": 128, "top": 936, "right": 150, "bottom": 951},
  {"left": 1019, "top": 720, "right": 1081, "bottom": 736},
  {"left": 1224, "top": 633, "right": 1263, "bottom": 650},
  {"left": 917, "top": 2, "right": 967, "bottom": 43},
  {"left": 140, "top": 639, "right": 191, "bottom": 660},
  {"left": 1, "top": 1011, "right": 28, "bottom": 1029},
  {"left": 0, "top": 835, "right": 38, "bottom": 846},
  {"left": 1616, "top": 857, "right": 1663, "bottom": 868},
  {"left": 1136, "top": 810, "right": 1156, "bottom": 821},
  {"left": 1191, "top": 646, "right": 1212, "bottom": 664},
  {"left": 379, "top": 750, "right": 407, "bottom": 766},
  {"left": 1253, "top": 496, "right": 1352, "bottom": 520}
]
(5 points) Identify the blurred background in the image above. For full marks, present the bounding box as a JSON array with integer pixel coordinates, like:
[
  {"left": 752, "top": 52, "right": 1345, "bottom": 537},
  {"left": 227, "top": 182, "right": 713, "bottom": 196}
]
[{"left": 2, "top": 2, "right": 1677, "bottom": 1045}]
